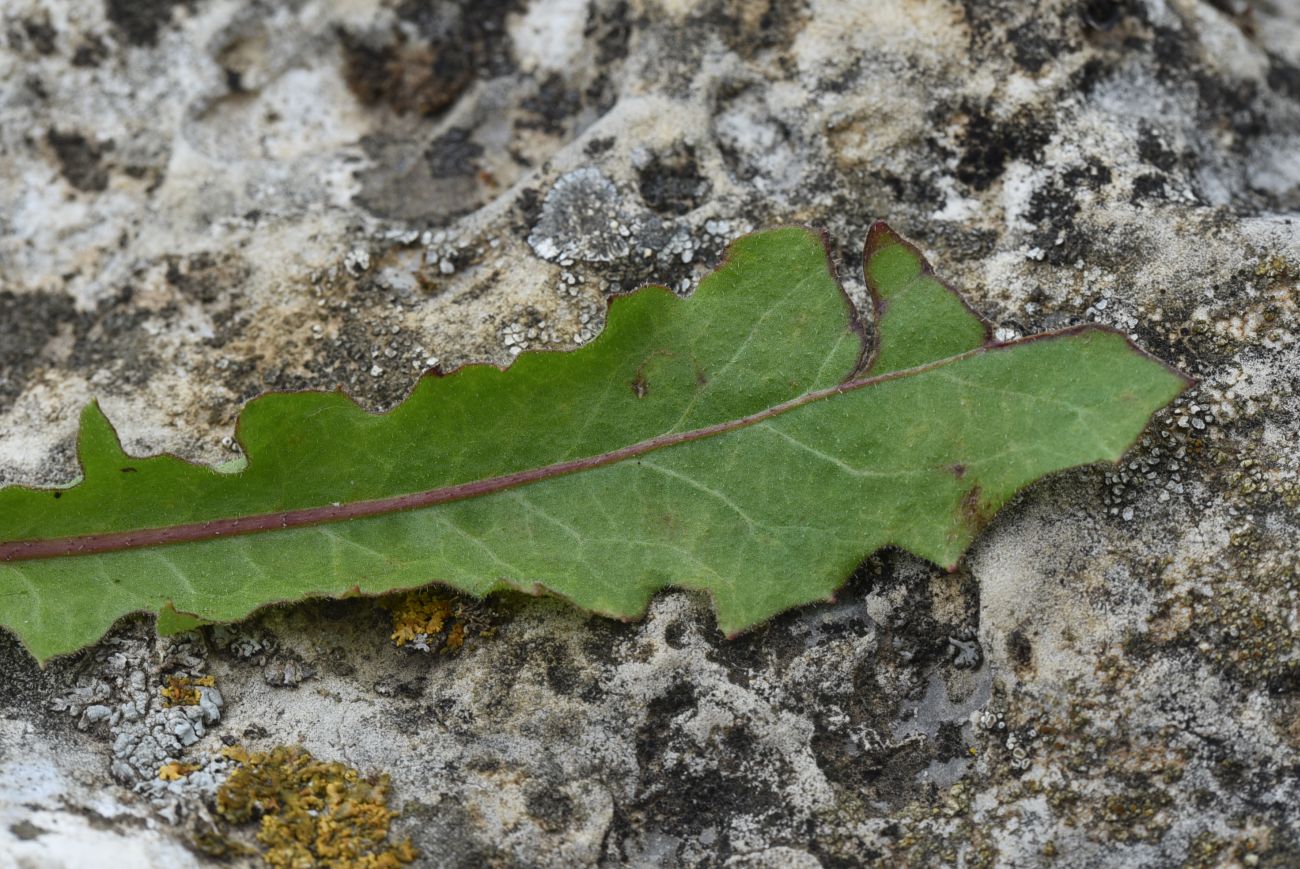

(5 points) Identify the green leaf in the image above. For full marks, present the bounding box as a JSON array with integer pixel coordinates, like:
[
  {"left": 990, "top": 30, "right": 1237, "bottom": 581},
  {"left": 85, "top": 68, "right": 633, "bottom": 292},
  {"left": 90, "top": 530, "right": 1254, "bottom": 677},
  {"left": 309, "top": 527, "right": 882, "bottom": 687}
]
[
  {"left": 154, "top": 602, "right": 214, "bottom": 637},
  {"left": 0, "top": 223, "right": 1190, "bottom": 663}
]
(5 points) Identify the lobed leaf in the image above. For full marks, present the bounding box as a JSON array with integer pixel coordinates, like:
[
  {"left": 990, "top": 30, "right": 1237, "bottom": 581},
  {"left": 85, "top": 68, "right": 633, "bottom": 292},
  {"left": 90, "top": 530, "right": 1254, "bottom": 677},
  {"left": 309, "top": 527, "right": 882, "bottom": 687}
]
[{"left": 0, "top": 223, "right": 1190, "bottom": 663}]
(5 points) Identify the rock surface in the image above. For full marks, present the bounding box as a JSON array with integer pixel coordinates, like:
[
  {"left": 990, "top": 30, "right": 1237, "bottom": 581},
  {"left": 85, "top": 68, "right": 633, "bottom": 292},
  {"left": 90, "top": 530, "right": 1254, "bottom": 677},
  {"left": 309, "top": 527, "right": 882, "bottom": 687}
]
[{"left": 2, "top": 0, "right": 1299, "bottom": 866}]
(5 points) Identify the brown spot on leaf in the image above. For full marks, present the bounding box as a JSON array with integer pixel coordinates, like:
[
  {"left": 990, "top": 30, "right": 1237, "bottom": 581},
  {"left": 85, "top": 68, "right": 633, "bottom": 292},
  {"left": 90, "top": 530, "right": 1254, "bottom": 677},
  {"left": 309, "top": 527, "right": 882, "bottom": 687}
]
[
  {"left": 960, "top": 485, "right": 996, "bottom": 530},
  {"left": 631, "top": 372, "right": 648, "bottom": 398},
  {"left": 950, "top": 463, "right": 967, "bottom": 479}
]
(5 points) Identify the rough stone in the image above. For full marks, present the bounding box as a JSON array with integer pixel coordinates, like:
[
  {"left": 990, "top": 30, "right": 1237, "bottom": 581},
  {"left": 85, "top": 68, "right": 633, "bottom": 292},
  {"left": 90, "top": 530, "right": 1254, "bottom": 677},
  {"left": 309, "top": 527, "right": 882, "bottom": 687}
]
[{"left": 1, "top": 0, "right": 1299, "bottom": 866}]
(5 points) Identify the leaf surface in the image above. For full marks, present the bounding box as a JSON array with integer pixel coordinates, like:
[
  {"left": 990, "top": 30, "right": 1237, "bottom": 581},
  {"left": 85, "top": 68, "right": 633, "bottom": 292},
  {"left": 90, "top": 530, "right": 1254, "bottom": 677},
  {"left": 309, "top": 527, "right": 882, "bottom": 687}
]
[{"left": 0, "top": 223, "right": 1190, "bottom": 663}]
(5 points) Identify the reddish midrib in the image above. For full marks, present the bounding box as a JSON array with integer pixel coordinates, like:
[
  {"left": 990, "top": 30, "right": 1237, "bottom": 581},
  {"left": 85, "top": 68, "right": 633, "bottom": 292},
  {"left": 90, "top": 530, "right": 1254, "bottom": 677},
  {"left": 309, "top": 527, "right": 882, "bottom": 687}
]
[{"left": 0, "top": 348, "right": 983, "bottom": 563}]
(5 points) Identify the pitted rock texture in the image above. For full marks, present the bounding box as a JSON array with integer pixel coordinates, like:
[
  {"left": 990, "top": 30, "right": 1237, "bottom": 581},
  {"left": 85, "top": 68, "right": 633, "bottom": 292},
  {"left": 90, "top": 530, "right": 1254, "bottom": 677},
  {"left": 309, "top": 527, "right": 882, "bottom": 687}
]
[{"left": 1, "top": 0, "right": 1298, "bottom": 866}]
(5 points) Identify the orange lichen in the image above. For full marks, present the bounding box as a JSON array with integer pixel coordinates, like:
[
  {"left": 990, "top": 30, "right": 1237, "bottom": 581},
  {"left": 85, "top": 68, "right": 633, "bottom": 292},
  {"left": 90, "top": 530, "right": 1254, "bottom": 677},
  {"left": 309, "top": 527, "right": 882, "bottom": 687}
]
[
  {"left": 214, "top": 745, "right": 417, "bottom": 869},
  {"left": 388, "top": 591, "right": 453, "bottom": 646},
  {"left": 158, "top": 761, "right": 201, "bottom": 781},
  {"left": 444, "top": 620, "right": 466, "bottom": 653},
  {"left": 160, "top": 674, "right": 216, "bottom": 707},
  {"left": 382, "top": 589, "right": 492, "bottom": 654}
]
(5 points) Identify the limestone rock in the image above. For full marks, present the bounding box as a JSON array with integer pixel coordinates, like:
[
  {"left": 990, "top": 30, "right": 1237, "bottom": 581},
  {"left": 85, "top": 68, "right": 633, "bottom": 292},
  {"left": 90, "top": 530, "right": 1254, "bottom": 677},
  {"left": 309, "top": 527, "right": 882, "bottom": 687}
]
[{"left": 1, "top": 0, "right": 1298, "bottom": 865}]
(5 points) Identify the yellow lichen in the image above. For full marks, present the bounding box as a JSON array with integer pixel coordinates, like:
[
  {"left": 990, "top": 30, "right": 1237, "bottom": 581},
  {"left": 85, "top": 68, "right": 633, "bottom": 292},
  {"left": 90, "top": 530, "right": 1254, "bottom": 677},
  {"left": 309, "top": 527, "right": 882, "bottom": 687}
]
[
  {"left": 158, "top": 761, "right": 201, "bottom": 781},
  {"left": 192, "top": 828, "right": 256, "bottom": 860},
  {"left": 160, "top": 674, "right": 216, "bottom": 707},
  {"left": 215, "top": 745, "right": 417, "bottom": 869},
  {"left": 1254, "top": 254, "right": 1294, "bottom": 280},
  {"left": 388, "top": 591, "right": 452, "bottom": 646},
  {"left": 221, "top": 744, "right": 251, "bottom": 764},
  {"left": 382, "top": 589, "right": 492, "bottom": 653}
]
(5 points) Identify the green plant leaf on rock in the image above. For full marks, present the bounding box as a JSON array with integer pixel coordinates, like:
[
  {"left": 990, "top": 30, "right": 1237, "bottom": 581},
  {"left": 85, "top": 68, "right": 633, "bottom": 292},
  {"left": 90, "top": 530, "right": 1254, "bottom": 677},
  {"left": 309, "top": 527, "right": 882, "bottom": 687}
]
[{"left": 0, "top": 223, "right": 1190, "bottom": 663}]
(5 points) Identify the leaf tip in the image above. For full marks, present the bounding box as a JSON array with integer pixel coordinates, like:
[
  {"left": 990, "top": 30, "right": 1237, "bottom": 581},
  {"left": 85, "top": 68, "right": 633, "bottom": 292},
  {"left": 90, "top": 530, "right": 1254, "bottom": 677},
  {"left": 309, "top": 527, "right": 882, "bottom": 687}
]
[
  {"left": 863, "top": 219, "right": 903, "bottom": 257},
  {"left": 76, "top": 399, "right": 128, "bottom": 472},
  {"left": 862, "top": 220, "right": 926, "bottom": 288},
  {"left": 859, "top": 222, "right": 913, "bottom": 306}
]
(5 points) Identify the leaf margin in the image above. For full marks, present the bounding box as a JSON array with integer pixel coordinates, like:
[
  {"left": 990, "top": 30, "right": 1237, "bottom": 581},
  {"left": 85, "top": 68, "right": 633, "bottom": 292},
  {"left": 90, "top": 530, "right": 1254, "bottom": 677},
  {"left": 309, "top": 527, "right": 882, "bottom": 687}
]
[{"left": 0, "top": 222, "right": 1193, "bottom": 662}]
